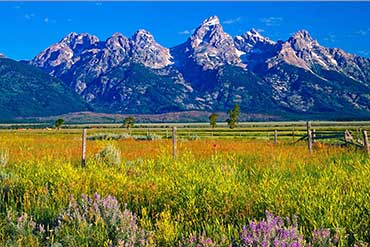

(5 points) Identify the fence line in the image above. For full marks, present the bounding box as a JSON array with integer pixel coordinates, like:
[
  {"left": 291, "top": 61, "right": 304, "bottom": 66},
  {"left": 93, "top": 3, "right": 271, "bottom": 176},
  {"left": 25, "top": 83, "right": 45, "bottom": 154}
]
[
  {"left": 78, "top": 123, "right": 370, "bottom": 161},
  {"left": 81, "top": 129, "right": 87, "bottom": 167}
]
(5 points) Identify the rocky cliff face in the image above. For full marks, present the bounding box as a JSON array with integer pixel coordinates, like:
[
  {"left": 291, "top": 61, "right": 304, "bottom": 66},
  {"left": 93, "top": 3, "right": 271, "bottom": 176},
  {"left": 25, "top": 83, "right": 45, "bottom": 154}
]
[
  {"left": 130, "top": 29, "right": 173, "bottom": 69},
  {"left": 171, "top": 16, "right": 244, "bottom": 70},
  {"left": 30, "top": 28, "right": 196, "bottom": 113},
  {"left": 29, "top": 16, "right": 370, "bottom": 119}
]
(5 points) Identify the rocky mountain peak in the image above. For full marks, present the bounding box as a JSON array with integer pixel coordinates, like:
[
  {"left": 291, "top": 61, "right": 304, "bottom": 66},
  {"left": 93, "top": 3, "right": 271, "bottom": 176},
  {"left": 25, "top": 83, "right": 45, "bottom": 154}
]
[
  {"left": 132, "top": 29, "right": 153, "bottom": 42},
  {"left": 131, "top": 29, "right": 156, "bottom": 47},
  {"left": 288, "top": 29, "right": 318, "bottom": 51},
  {"left": 110, "top": 32, "right": 126, "bottom": 40},
  {"left": 130, "top": 29, "right": 172, "bottom": 69},
  {"left": 191, "top": 16, "right": 224, "bottom": 46},
  {"left": 200, "top": 15, "right": 220, "bottom": 27},
  {"left": 61, "top": 32, "right": 78, "bottom": 43},
  {"left": 106, "top": 32, "right": 130, "bottom": 50},
  {"left": 268, "top": 29, "right": 345, "bottom": 72},
  {"left": 235, "top": 28, "right": 275, "bottom": 52},
  {"left": 246, "top": 29, "right": 274, "bottom": 43},
  {"left": 246, "top": 28, "right": 263, "bottom": 38},
  {"left": 31, "top": 32, "right": 100, "bottom": 73},
  {"left": 61, "top": 32, "right": 100, "bottom": 50},
  {"left": 291, "top": 29, "right": 314, "bottom": 42},
  {"left": 179, "top": 16, "right": 243, "bottom": 69}
]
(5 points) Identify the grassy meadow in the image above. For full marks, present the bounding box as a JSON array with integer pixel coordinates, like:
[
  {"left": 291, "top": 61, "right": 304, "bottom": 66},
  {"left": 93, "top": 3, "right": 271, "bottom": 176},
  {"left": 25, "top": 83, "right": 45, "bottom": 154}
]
[{"left": 0, "top": 122, "right": 370, "bottom": 246}]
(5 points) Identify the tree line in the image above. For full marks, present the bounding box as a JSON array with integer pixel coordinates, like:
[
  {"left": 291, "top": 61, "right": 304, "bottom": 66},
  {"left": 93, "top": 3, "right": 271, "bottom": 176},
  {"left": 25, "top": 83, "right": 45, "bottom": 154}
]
[{"left": 53, "top": 104, "right": 241, "bottom": 130}]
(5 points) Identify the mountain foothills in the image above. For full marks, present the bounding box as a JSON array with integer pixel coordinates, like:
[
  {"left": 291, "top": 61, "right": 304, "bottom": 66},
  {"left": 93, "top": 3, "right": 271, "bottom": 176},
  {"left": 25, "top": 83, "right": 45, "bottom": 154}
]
[
  {"left": 0, "top": 57, "right": 89, "bottom": 119},
  {"left": 1, "top": 15, "right": 370, "bottom": 120}
]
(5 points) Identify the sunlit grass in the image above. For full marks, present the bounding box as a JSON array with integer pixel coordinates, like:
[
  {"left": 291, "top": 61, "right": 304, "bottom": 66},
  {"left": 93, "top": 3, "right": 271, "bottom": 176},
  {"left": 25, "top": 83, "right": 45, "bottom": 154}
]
[{"left": 0, "top": 129, "right": 369, "bottom": 246}]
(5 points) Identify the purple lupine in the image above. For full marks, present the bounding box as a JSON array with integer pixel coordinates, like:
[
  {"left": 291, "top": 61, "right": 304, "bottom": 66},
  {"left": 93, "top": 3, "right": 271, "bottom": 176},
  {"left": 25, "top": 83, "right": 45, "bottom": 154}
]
[
  {"left": 5, "top": 211, "right": 45, "bottom": 240},
  {"left": 309, "top": 228, "right": 338, "bottom": 247},
  {"left": 239, "top": 211, "right": 304, "bottom": 247},
  {"left": 55, "top": 193, "right": 151, "bottom": 246}
]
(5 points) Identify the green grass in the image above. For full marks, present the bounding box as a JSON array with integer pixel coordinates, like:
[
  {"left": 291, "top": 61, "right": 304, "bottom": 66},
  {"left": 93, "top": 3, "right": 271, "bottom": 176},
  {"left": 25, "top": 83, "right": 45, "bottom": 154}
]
[{"left": 0, "top": 123, "right": 369, "bottom": 246}]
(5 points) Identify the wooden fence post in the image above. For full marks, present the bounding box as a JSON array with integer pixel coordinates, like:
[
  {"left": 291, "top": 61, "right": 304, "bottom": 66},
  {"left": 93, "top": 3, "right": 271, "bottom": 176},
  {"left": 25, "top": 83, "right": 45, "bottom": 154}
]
[
  {"left": 274, "top": 129, "right": 278, "bottom": 144},
  {"left": 292, "top": 128, "right": 295, "bottom": 141},
  {"left": 172, "top": 127, "right": 177, "bottom": 158},
  {"left": 363, "top": 130, "right": 369, "bottom": 154},
  {"left": 307, "top": 121, "right": 313, "bottom": 154},
  {"left": 82, "top": 129, "right": 87, "bottom": 167}
]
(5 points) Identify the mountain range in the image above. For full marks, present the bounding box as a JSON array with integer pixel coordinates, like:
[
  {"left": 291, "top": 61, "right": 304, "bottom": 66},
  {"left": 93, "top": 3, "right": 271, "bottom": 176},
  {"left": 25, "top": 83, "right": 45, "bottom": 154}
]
[{"left": 1, "top": 16, "right": 370, "bottom": 121}]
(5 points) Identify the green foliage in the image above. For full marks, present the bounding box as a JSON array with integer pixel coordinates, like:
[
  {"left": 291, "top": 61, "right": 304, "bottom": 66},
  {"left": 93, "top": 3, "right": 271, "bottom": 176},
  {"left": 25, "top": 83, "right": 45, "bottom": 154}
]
[
  {"left": 122, "top": 117, "right": 135, "bottom": 130},
  {"left": 0, "top": 58, "right": 88, "bottom": 120},
  {"left": 92, "top": 63, "right": 186, "bottom": 114},
  {"left": 209, "top": 113, "right": 219, "bottom": 128},
  {"left": 54, "top": 119, "right": 64, "bottom": 130},
  {"left": 87, "top": 133, "right": 131, "bottom": 141},
  {"left": 87, "top": 133, "right": 162, "bottom": 141},
  {"left": 226, "top": 104, "right": 240, "bottom": 129},
  {"left": 134, "top": 133, "right": 162, "bottom": 141}
]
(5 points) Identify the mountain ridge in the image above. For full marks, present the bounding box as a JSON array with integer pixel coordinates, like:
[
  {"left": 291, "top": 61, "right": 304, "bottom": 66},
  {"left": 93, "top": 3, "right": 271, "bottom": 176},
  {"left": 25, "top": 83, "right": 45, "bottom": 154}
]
[
  {"left": 0, "top": 57, "right": 89, "bottom": 120},
  {"left": 7, "top": 15, "right": 370, "bottom": 120}
]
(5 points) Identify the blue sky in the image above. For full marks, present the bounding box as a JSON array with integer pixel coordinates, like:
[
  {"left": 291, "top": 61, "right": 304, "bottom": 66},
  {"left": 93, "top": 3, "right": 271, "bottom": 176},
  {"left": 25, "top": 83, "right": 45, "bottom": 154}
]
[{"left": 0, "top": 1, "right": 370, "bottom": 60}]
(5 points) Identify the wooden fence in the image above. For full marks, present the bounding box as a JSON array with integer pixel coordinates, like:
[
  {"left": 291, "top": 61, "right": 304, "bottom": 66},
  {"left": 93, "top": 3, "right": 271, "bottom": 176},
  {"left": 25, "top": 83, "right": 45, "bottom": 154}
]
[
  {"left": 79, "top": 121, "right": 369, "bottom": 166},
  {"left": 292, "top": 121, "right": 369, "bottom": 154}
]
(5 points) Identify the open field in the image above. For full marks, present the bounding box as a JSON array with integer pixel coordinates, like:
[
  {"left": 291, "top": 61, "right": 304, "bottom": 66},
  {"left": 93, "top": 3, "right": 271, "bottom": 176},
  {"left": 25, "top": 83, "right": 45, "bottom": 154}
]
[{"left": 0, "top": 122, "right": 370, "bottom": 246}]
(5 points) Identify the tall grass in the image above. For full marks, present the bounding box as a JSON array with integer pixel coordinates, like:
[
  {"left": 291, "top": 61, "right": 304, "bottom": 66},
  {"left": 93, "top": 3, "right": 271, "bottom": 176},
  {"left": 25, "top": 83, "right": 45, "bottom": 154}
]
[{"left": 0, "top": 131, "right": 369, "bottom": 246}]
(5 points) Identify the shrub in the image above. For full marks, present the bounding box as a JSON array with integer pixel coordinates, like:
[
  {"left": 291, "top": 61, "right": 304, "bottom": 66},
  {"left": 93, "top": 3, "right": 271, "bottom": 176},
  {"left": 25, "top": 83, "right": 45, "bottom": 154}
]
[
  {"left": 87, "top": 133, "right": 131, "bottom": 141},
  {"left": 87, "top": 133, "right": 162, "bottom": 141},
  {"left": 134, "top": 134, "right": 162, "bottom": 141},
  {"left": 188, "top": 134, "right": 200, "bottom": 141},
  {"left": 95, "top": 144, "right": 121, "bottom": 166}
]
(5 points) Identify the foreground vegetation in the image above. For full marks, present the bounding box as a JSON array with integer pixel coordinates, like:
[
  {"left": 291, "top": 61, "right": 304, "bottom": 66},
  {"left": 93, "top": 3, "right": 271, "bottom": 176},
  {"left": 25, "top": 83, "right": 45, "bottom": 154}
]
[{"left": 0, "top": 128, "right": 369, "bottom": 246}]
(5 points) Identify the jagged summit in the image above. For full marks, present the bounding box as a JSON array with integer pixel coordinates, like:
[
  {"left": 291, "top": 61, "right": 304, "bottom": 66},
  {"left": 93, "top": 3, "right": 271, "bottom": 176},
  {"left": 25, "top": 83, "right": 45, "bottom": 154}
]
[
  {"left": 106, "top": 32, "right": 130, "bottom": 49},
  {"left": 132, "top": 29, "right": 154, "bottom": 41},
  {"left": 245, "top": 29, "right": 274, "bottom": 43},
  {"left": 287, "top": 29, "right": 317, "bottom": 51},
  {"left": 234, "top": 29, "right": 276, "bottom": 64},
  {"left": 61, "top": 32, "right": 100, "bottom": 47},
  {"left": 110, "top": 32, "right": 126, "bottom": 39},
  {"left": 174, "top": 15, "right": 243, "bottom": 70},
  {"left": 235, "top": 28, "right": 275, "bottom": 51},
  {"left": 246, "top": 28, "right": 264, "bottom": 38},
  {"left": 200, "top": 15, "right": 220, "bottom": 26},
  {"left": 61, "top": 32, "right": 78, "bottom": 42},
  {"left": 130, "top": 29, "right": 173, "bottom": 69},
  {"left": 191, "top": 16, "right": 224, "bottom": 45},
  {"left": 291, "top": 29, "right": 314, "bottom": 42}
]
